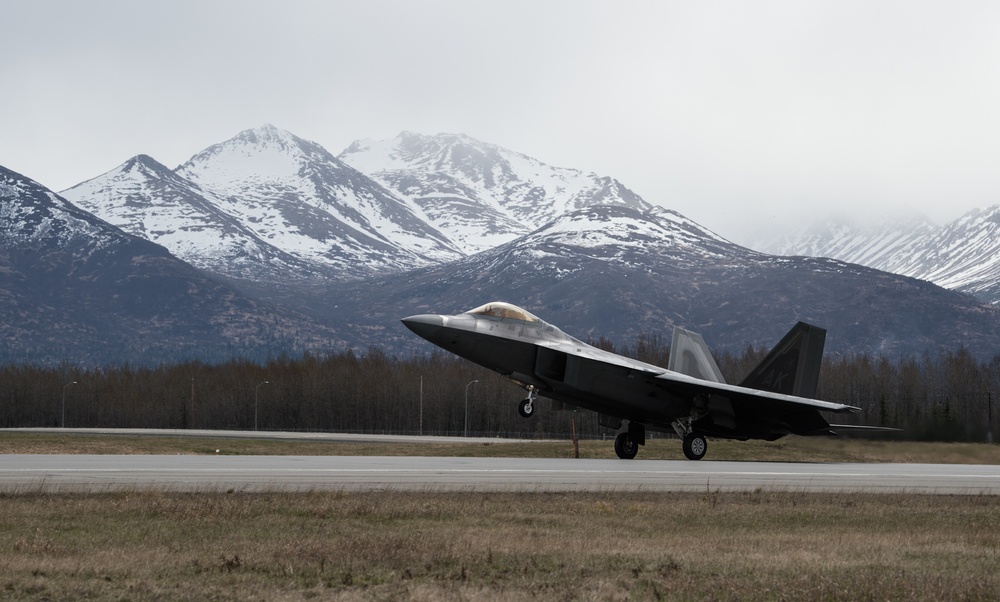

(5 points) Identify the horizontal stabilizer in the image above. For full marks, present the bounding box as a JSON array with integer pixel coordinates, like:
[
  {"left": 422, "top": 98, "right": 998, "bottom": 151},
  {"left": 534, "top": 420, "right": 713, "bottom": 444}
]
[
  {"left": 669, "top": 326, "right": 725, "bottom": 383},
  {"left": 829, "top": 424, "right": 902, "bottom": 432}
]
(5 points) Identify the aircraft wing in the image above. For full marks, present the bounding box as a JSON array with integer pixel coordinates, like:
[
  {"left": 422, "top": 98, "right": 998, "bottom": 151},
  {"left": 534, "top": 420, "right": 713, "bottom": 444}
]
[
  {"left": 653, "top": 370, "right": 859, "bottom": 414},
  {"left": 544, "top": 333, "right": 859, "bottom": 419},
  {"left": 649, "top": 369, "right": 859, "bottom": 438}
]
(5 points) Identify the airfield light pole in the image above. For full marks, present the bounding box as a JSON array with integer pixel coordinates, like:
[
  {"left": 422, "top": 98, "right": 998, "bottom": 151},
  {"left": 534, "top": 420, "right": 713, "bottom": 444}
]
[
  {"left": 255, "top": 381, "right": 270, "bottom": 432},
  {"left": 61, "top": 381, "right": 77, "bottom": 428},
  {"left": 988, "top": 390, "right": 993, "bottom": 444},
  {"left": 464, "top": 380, "right": 478, "bottom": 437}
]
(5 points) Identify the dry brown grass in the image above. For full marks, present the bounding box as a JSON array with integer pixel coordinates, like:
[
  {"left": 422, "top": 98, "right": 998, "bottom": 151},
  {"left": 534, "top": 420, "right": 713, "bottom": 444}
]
[
  {"left": 1, "top": 490, "right": 998, "bottom": 601},
  {"left": 2, "top": 431, "right": 1000, "bottom": 464}
]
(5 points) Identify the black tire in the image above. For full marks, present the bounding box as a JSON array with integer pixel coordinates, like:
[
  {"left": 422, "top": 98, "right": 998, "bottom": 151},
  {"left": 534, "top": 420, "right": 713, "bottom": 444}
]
[
  {"left": 614, "top": 432, "right": 638, "bottom": 459},
  {"left": 518, "top": 398, "right": 534, "bottom": 418},
  {"left": 682, "top": 433, "right": 708, "bottom": 460}
]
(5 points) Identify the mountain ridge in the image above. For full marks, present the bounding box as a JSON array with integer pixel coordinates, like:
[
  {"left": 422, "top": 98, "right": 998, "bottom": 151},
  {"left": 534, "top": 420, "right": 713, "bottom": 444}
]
[
  {"left": 4, "top": 124, "right": 999, "bottom": 365},
  {"left": 320, "top": 203, "right": 1000, "bottom": 359},
  {"left": 62, "top": 153, "right": 321, "bottom": 282},
  {"left": 65, "top": 125, "right": 464, "bottom": 284},
  {"left": 753, "top": 206, "right": 1000, "bottom": 304},
  {"left": 1, "top": 165, "right": 344, "bottom": 365},
  {"left": 176, "top": 124, "right": 462, "bottom": 272},
  {"left": 339, "top": 131, "right": 653, "bottom": 254}
]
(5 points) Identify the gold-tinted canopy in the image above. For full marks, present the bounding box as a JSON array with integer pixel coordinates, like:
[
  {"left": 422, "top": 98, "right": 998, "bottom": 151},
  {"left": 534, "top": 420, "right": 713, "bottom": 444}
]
[{"left": 466, "top": 302, "right": 541, "bottom": 323}]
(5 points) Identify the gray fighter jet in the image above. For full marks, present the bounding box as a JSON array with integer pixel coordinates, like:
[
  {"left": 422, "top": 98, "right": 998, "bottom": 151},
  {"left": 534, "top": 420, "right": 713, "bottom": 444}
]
[{"left": 402, "top": 301, "right": 866, "bottom": 460}]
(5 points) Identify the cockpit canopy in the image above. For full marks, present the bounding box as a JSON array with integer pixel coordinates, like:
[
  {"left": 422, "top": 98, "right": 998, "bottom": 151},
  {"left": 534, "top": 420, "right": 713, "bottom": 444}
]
[{"left": 466, "top": 302, "right": 542, "bottom": 323}]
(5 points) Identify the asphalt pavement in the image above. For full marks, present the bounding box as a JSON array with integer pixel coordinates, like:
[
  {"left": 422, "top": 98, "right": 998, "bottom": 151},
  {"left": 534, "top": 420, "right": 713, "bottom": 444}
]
[{"left": 2, "top": 453, "right": 998, "bottom": 494}]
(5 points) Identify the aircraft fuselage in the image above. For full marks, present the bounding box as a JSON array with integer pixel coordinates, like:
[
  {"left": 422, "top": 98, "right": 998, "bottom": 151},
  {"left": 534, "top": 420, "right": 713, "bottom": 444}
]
[
  {"left": 402, "top": 302, "right": 863, "bottom": 460},
  {"left": 401, "top": 311, "right": 689, "bottom": 432}
]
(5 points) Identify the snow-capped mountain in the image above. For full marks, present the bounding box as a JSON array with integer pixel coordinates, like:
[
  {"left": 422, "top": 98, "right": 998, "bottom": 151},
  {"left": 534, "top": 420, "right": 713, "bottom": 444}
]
[
  {"left": 885, "top": 205, "right": 1000, "bottom": 303},
  {"left": 2, "top": 164, "right": 135, "bottom": 253},
  {"left": 62, "top": 154, "right": 321, "bottom": 281},
  {"left": 175, "top": 125, "right": 461, "bottom": 277},
  {"left": 63, "top": 125, "right": 468, "bottom": 283},
  {"left": 754, "top": 213, "right": 936, "bottom": 267},
  {"left": 753, "top": 206, "right": 1000, "bottom": 304},
  {"left": 339, "top": 132, "right": 653, "bottom": 254},
  {"left": 518, "top": 205, "right": 738, "bottom": 258},
  {"left": 1, "top": 165, "right": 343, "bottom": 365},
  {"left": 60, "top": 126, "right": 685, "bottom": 282},
  {"left": 416, "top": 205, "right": 743, "bottom": 302}
]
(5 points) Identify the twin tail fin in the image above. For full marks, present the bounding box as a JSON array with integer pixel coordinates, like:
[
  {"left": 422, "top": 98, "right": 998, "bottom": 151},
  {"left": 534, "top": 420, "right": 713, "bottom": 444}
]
[{"left": 738, "top": 322, "right": 826, "bottom": 398}]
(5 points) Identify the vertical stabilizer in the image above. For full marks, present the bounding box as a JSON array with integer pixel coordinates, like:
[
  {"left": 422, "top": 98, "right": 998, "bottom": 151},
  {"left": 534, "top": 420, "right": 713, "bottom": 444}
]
[
  {"left": 738, "top": 322, "right": 826, "bottom": 397},
  {"left": 669, "top": 326, "right": 726, "bottom": 383}
]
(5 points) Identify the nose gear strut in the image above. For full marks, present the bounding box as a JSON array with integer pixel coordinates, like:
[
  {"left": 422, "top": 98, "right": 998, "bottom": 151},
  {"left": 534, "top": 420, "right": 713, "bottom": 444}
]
[{"left": 518, "top": 386, "right": 538, "bottom": 418}]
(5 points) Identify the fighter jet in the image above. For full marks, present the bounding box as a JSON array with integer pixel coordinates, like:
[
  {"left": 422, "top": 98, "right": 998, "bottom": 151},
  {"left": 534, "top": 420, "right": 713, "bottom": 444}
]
[{"left": 403, "top": 301, "right": 872, "bottom": 460}]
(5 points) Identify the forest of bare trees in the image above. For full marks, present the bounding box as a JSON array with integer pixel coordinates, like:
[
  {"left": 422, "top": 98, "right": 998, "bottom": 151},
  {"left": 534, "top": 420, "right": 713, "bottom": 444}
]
[{"left": 2, "top": 337, "right": 998, "bottom": 442}]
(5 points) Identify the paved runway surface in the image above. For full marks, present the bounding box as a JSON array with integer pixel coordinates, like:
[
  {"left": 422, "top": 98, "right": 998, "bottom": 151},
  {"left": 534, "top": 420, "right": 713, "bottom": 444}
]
[{"left": 2, "top": 454, "right": 999, "bottom": 494}]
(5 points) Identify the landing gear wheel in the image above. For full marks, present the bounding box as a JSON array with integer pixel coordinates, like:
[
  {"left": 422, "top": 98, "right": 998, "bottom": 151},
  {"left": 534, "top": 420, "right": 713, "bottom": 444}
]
[
  {"left": 518, "top": 398, "right": 534, "bottom": 418},
  {"left": 682, "top": 433, "right": 707, "bottom": 461},
  {"left": 614, "top": 432, "right": 639, "bottom": 459}
]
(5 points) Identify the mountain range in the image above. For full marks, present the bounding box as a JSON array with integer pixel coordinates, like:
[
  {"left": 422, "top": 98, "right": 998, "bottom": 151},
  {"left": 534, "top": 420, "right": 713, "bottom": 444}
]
[
  {"left": 3, "top": 125, "right": 1000, "bottom": 365},
  {"left": 325, "top": 204, "right": 1000, "bottom": 359},
  {"left": 0, "top": 165, "right": 345, "bottom": 365},
  {"left": 339, "top": 131, "right": 652, "bottom": 255},
  {"left": 751, "top": 207, "right": 1000, "bottom": 305},
  {"left": 63, "top": 126, "right": 461, "bottom": 282}
]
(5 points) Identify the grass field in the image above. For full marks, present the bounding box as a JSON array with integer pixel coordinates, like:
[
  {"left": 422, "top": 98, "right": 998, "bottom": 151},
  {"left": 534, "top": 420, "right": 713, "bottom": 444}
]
[
  {"left": 2, "top": 489, "right": 998, "bottom": 601},
  {"left": 2, "top": 433, "right": 999, "bottom": 600},
  {"left": 3, "top": 430, "right": 1000, "bottom": 464}
]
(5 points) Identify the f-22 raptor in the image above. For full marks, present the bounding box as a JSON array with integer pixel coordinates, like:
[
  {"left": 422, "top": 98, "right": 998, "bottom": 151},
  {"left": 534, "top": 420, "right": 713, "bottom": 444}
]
[{"left": 403, "top": 301, "right": 877, "bottom": 460}]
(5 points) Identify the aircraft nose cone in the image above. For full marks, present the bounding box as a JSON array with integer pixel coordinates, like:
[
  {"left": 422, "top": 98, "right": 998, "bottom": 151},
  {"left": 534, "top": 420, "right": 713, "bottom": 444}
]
[{"left": 401, "top": 314, "right": 445, "bottom": 342}]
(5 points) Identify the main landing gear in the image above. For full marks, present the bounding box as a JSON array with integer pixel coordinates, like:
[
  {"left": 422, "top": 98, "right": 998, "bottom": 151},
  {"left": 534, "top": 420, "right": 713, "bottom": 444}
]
[
  {"left": 614, "top": 422, "right": 645, "bottom": 459},
  {"left": 614, "top": 432, "right": 638, "bottom": 459},
  {"left": 614, "top": 426, "right": 707, "bottom": 460},
  {"left": 518, "top": 387, "right": 538, "bottom": 418},
  {"left": 673, "top": 417, "right": 708, "bottom": 460},
  {"left": 682, "top": 432, "right": 708, "bottom": 461}
]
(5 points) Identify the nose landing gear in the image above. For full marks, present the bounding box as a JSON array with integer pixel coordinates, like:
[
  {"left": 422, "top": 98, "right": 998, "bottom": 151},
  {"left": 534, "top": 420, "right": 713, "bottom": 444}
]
[{"left": 518, "top": 387, "right": 538, "bottom": 418}]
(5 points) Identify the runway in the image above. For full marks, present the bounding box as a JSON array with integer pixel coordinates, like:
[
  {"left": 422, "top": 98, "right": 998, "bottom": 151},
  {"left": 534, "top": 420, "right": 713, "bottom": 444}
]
[{"left": 2, "top": 454, "right": 999, "bottom": 494}]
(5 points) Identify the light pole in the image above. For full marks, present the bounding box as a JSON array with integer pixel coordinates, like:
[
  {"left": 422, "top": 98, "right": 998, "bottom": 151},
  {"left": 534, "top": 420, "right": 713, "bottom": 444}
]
[
  {"left": 254, "top": 381, "right": 269, "bottom": 431},
  {"left": 464, "top": 379, "right": 478, "bottom": 437},
  {"left": 988, "top": 390, "right": 993, "bottom": 444},
  {"left": 61, "top": 381, "right": 77, "bottom": 428}
]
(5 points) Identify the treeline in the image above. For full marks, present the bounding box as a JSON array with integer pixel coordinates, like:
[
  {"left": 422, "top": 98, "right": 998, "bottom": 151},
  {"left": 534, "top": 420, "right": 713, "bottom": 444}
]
[{"left": 1, "top": 339, "right": 998, "bottom": 442}]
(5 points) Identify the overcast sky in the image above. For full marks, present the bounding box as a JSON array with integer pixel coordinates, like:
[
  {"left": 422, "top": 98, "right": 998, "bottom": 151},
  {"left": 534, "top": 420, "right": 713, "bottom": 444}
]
[{"left": 3, "top": 1, "right": 999, "bottom": 244}]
